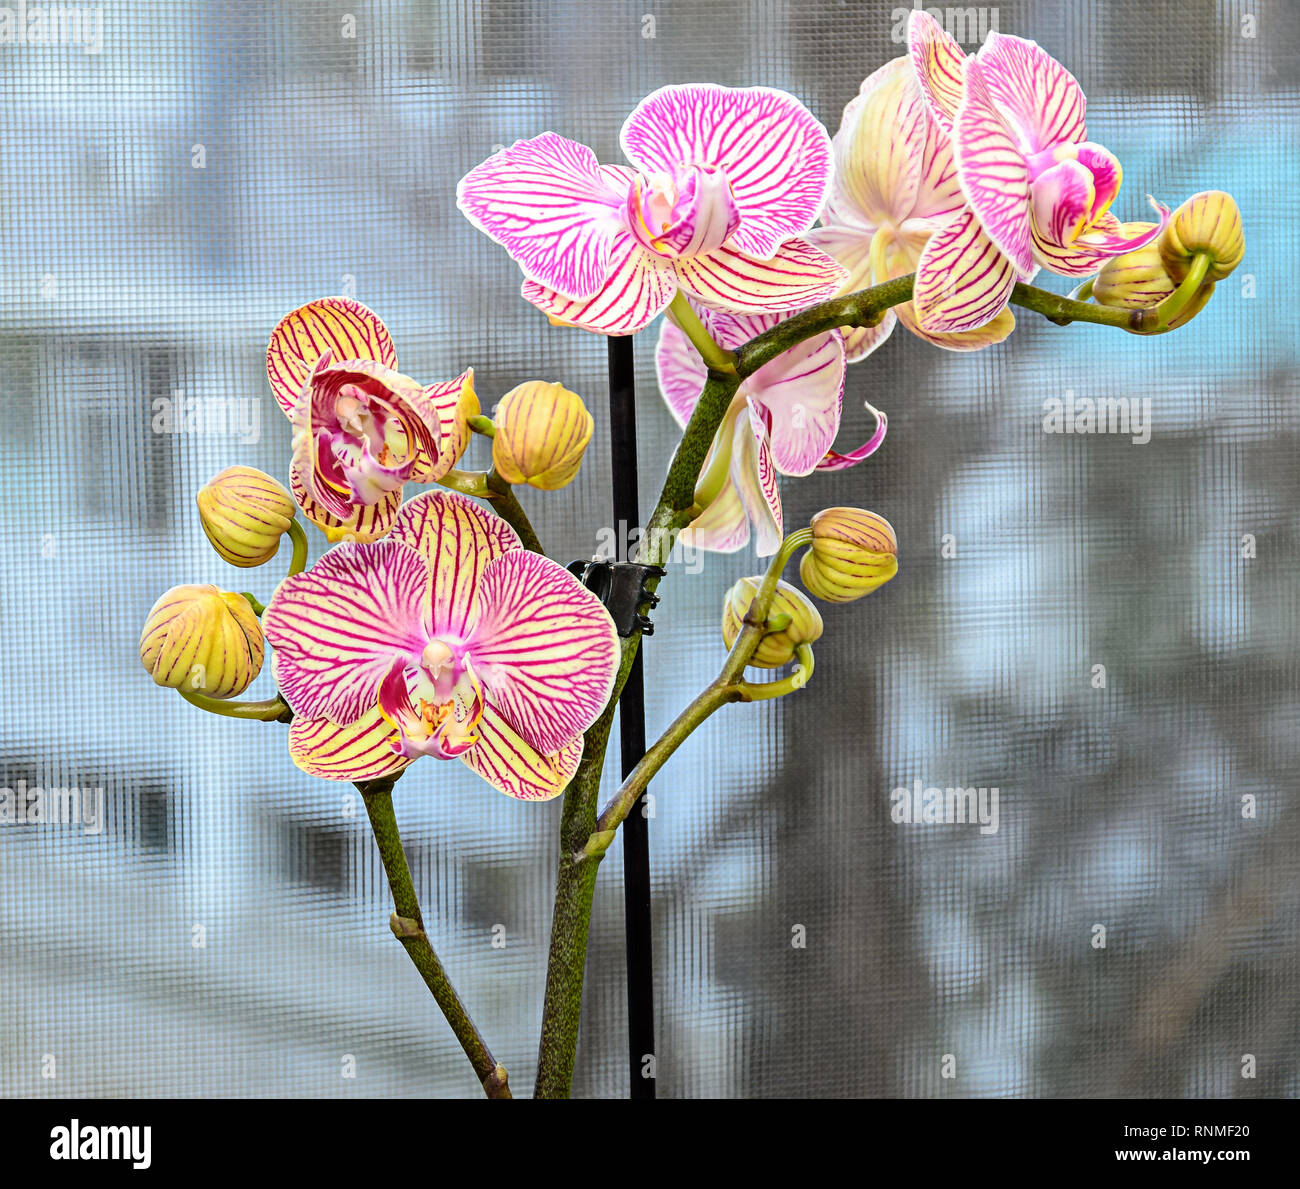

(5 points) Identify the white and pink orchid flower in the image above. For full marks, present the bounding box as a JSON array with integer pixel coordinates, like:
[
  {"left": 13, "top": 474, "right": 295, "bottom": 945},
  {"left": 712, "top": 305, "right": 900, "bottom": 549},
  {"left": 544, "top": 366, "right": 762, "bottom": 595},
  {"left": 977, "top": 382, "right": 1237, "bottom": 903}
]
[
  {"left": 807, "top": 56, "right": 1015, "bottom": 359},
  {"left": 266, "top": 298, "right": 478, "bottom": 542},
  {"left": 905, "top": 11, "right": 1168, "bottom": 334},
  {"left": 262, "top": 491, "right": 620, "bottom": 800},
  {"left": 656, "top": 303, "right": 884, "bottom": 556},
  {"left": 456, "top": 85, "right": 848, "bottom": 335}
]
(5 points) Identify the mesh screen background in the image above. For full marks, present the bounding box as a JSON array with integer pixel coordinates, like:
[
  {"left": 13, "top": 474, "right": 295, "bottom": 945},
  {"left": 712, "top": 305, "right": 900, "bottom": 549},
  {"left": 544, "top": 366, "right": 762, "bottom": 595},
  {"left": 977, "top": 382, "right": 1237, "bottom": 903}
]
[{"left": 1, "top": 0, "right": 1296, "bottom": 1099}]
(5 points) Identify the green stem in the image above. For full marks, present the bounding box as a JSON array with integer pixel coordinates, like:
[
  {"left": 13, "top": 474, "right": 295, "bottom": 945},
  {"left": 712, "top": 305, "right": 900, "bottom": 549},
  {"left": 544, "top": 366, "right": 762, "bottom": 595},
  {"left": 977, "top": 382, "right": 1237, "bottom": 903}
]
[
  {"left": 1152, "top": 251, "right": 1211, "bottom": 329},
  {"left": 238, "top": 592, "right": 266, "bottom": 616},
  {"left": 735, "top": 642, "right": 815, "bottom": 702},
  {"left": 1009, "top": 280, "right": 1156, "bottom": 332},
  {"left": 359, "top": 777, "right": 512, "bottom": 1100},
  {"left": 532, "top": 273, "right": 924, "bottom": 1097},
  {"left": 667, "top": 291, "right": 738, "bottom": 374},
  {"left": 178, "top": 689, "right": 291, "bottom": 721},
  {"left": 583, "top": 542, "right": 804, "bottom": 860},
  {"left": 285, "top": 517, "right": 309, "bottom": 576},
  {"left": 484, "top": 470, "right": 545, "bottom": 555},
  {"left": 468, "top": 415, "right": 497, "bottom": 438},
  {"left": 533, "top": 638, "right": 638, "bottom": 1098},
  {"left": 438, "top": 468, "right": 490, "bottom": 497}
]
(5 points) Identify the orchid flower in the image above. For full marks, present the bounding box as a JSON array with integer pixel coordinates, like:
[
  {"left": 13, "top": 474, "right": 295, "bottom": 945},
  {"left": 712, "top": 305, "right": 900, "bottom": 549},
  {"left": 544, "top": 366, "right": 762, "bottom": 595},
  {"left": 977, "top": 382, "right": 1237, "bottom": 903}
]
[
  {"left": 457, "top": 85, "right": 848, "bottom": 335},
  {"left": 656, "top": 302, "right": 885, "bottom": 556},
  {"left": 261, "top": 491, "right": 620, "bottom": 801},
  {"left": 807, "top": 56, "right": 1015, "bottom": 359},
  {"left": 905, "top": 11, "right": 1168, "bottom": 334},
  {"left": 266, "top": 298, "right": 479, "bottom": 542}
]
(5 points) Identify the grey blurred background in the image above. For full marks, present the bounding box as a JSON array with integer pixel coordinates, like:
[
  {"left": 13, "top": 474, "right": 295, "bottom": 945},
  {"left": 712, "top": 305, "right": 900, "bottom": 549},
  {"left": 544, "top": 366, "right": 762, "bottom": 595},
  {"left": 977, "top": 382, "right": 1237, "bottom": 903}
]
[{"left": 0, "top": 0, "right": 1296, "bottom": 1098}]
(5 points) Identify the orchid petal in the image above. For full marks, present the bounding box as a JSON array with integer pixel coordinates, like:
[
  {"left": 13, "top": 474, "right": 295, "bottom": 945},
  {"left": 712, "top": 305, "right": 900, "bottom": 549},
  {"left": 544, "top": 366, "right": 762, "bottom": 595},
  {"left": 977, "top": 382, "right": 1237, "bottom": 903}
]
[
  {"left": 654, "top": 314, "right": 710, "bottom": 429},
  {"left": 832, "top": 58, "right": 925, "bottom": 227},
  {"left": 913, "top": 207, "right": 1017, "bottom": 334},
  {"left": 620, "top": 83, "right": 833, "bottom": 259},
  {"left": 1031, "top": 200, "right": 1170, "bottom": 277},
  {"left": 679, "top": 474, "right": 753, "bottom": 554},
  {"left": 288, "top": 709, "right": 410, "bottom": 783},
  {"left": 912, "top": 90, "right": 965, "bottom": 222},
  {"left": 456, "top": 132, "right": 628, "bottom": 300},
  {"left": 1076, "top": 143, "right": 1122, "bottom": 223},
  {"left": 410, "top": 369, "right": 480, "bottom": 483},
  {"left": 263, "top": 538, "right": 431, "bottom": 724},
  {"left": 907, "top": 10, "right": 967, "bottom": 133},
  {"left": 675, "top": 237, "right": 847, "bottom": 314},
  {"left": 974, "top": 33, "right": 1087, "bottom": 155},
  {"left": 955, "top": 60, "right": 1035, "bottom": 279},
  {"left": 462, "top": 706, "right": 583, "bottom": 802},
  {"left": 747, "top": 328, "right": 845, "bottom": 477},
  {"left": 522, "top": 229, "right": 676, "bottom": 335},
  {"left": 289, "top": 469, "right": 401, "bottom": 544},
  {"left": 468, "top": 550, "right": 620, "bottom": 758},
  {"left": 817, "top": 405, "right": 887, "bottom": 472},
  {"left": 267, "top": 298, "right": 396, "bottom": 416},
  {"left": 389, "top": 491, "right": 521, "bottom": 641},
  {"left": 1030, "top": 159, "right": 1097, "bottom": 250},
  {"left": 895, "top": 295, "right": 1016, "bottom": 349},
  {"left": 732, "top": 408, "right": 783, "bottom": 557}
]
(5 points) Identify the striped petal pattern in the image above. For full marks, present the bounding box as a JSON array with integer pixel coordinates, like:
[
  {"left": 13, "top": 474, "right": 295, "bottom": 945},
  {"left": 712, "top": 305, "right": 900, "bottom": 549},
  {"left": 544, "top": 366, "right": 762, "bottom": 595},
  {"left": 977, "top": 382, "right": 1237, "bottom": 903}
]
[
  {"left": 522, "top": 230, "right": 676, "bottom": 335},
  {"left": 469, "top": 549, "right": 621, "bottom": 757},
  {"left": 974, "top": 33, "right": 1087, "bottom": 155},
  {"left": 267, "top": 298, "right": 396, "bottom": 415},
  {"left": 620, "top": 84, "right": 833, "bottom": 260},
  {"left": 456, "top": 133, "right": 627, "bottom": 299},
  {"left": 908, "top": 10, "right": 967, "bottom": 132},
  {"left": 913, "top": 207, "right": 1018, "bottom": 334},
  {"left": 389, "top": 491, "right": 521, "bottom": 640},
  {"left": 288, "top": 710, "right": 409, "bottom": 782},
  {"left": 955, "top": 61, "right": 1035, "bottom": 278},
  {"left": 1031, "top": 201, "right": 1170, "bottom": 277},
  {"left": 263, "top": 538, "right": 430, "bottom": 724},
  {"left": 674, "top": 238, "right": 847, "bottom": 313},
  {"left": 461, "top": 706, "right": 584, "bottom": 802},
  {"left": 411, "top": 369, "right": 479, "bottom": 483},
  {"left": 289, "top": 469, "right": 400, "bottom": 544}
]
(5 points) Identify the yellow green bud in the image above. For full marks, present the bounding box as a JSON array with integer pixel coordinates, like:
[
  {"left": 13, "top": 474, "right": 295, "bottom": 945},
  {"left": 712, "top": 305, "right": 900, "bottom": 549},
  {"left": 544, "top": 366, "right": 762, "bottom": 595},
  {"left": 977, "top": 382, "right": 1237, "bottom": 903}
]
[
  {"left": 722, "top": 577, "right": 823, "bottom": 669},
  {"left": 491, "top": 380, "right": 594, "bottom": 490},
  {"left": 799, "top": 508, "right": 898, "bottom": 603},
  {"left": 139, "top": 585, "right": 264, "bottom": 698},
  {"left": 197, "top": 466, "right": 296, "bottom": 567},
  {"left": 1159, "top": 191, "right": 1244, "bottom": 283},
  {"left": 1093, "top": 226, "right": 1214, "bottom": 329}
]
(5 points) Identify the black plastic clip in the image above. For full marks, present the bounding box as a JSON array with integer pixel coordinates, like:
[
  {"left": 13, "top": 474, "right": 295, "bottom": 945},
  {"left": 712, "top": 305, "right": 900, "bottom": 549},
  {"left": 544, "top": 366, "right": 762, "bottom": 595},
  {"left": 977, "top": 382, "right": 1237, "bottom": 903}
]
[{"left": 567, "top": 559, "right": 665, "bottom": 638}]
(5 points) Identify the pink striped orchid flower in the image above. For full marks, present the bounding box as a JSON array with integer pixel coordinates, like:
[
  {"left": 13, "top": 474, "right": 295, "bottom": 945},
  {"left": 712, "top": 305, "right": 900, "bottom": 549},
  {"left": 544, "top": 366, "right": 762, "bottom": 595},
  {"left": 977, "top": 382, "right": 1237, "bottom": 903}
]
[
  {"left": 456, "top": 85, "right": 848, "bottom": 335},
  {"left": 905, "top": 11, "right": 1168, "bottom": 334},
  {"left": 266, "top": 298, "right": 478, "bottom": 543},
  {"left": 807, "top": 56, "right": 1016, "bottom": 359},
  {"left": 262, "top": 491, "right": 620, "bottom": 800},
  {"left": 656, "top": 302, "right": 885, "bottom": 556}
]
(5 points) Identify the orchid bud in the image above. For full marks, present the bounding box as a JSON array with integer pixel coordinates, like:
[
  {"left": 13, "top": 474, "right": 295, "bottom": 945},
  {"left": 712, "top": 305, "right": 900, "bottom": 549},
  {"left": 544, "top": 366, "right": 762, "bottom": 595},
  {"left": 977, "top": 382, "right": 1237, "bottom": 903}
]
[
  {"left": 197, "top": 466, "right": 297, "bottom": 567},
  {"left": 722, "top": 577, "right": 823, "bottom": 669},
  {"left": 1159, "top": 191, "right": 1244, "bottom": 283},
  {"left": 1093, "top": 229, "right": 1215, "bottom": 328},
  {"left": 800, "top": 508, "right": 898, "bottom": 603},
  {"left": 491, "top": 381, "right": 594, "bottom": 491},
  {"left": 139, "top": 585, "right": 264, "bottom": 698}
]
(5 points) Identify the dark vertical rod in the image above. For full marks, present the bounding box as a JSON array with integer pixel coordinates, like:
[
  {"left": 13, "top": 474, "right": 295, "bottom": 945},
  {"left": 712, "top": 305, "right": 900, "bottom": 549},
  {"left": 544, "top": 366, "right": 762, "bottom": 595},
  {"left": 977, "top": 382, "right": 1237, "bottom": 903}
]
[{"left": 607, "top": 334, "right": 656, "bottom": 1100}]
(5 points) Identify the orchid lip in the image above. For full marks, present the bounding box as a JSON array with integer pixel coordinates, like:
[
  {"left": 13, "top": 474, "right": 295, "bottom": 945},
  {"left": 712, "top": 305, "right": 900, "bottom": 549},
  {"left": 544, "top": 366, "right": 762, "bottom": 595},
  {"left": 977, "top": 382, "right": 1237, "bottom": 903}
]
[{"left": 627, "top": 164, "right": 741, "bottom": 259}]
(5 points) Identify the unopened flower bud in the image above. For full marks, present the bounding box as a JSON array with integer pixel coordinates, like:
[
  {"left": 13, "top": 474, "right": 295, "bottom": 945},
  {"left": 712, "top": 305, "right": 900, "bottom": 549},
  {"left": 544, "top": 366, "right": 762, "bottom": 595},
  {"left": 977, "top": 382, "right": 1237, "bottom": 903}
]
[
  {"left": 197, "top": 466, "right": 296, "bottom": 567},
  {"left": 1093, "top": 228, "right": 1214, "bottom": 329},
  {"left": 800, "top": 508, "right": 898, "bottom": 603},
  {"left": 722, "top": 577, "right": 823, "bottom": 669},
  {"left": 491, "top": 380, "right": 593, "bottom": 490},
  {"left": 140, "top": 585, "right": 264, "bottom": 697},
  {"left": 1159, "top": 191, "right": 1244, "bottom": 283}
]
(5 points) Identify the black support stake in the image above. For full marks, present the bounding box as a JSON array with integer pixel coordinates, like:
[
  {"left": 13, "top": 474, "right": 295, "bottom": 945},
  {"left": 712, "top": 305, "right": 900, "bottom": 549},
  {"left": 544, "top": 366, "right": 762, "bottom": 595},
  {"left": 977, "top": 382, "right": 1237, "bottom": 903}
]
[{"left": 607, "top": 334, "right": 656, "bottom": 1099}]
